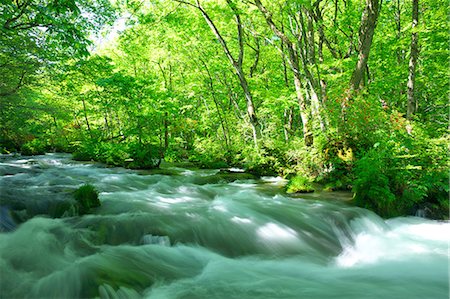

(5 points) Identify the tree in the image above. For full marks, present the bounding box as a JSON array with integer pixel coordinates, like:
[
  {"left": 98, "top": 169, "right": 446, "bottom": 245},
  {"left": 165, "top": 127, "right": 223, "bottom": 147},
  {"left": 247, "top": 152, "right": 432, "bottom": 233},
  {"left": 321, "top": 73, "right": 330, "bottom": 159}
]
[
  {"left": 406, "top": 0, "right": 419, "bottom": 119},
  {"left": 349, "top": 0, "right": 381, "bottom": 92},
  {"left": 0, "top": 0, "right": 115, "bottom": 149},
  {"left": 174, "top": 0, "right": 260, "bottom": 147},
  {"left": 253, "top": 0, "right": 314, "bottom": 146},
  {"left": 0, "top": 0, "right": 115, "bottom": 95}
]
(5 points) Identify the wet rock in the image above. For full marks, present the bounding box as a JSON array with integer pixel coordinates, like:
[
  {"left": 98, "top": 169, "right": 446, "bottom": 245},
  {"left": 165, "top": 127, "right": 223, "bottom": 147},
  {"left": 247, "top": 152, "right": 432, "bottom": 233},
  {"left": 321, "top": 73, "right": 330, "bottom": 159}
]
[{"left": 192, "top": 171, "right": 259, "bottom": 185}]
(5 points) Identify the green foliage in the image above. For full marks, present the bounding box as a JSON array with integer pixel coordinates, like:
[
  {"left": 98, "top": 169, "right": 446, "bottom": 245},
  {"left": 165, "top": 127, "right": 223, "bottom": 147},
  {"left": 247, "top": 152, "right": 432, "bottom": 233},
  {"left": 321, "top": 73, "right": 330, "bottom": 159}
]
[
  {"left": 285, "top": 138, "right": 326, "bottom": 178},
  {"left": 352, "top": 127, "right": 449, "bottom": 218},
  {"left": 72, "top": 141, "right": 161, "bottom": 169},
  {"left": 189, "top": 138, "right": 231, "bottom": 169},
  {"left": 96, "top": 142, "right": 130, "bottom": 167},
  {"left": 353, "top": 146, "right": 397, "bottom": 216},
  {"left": 1, "top": 0, "right": 447, "bottom": 219},
  {"left": 72, "top": 142, "right": 97, "bottom": 161},
  {"left": 286, "top": 175, "right": 315, "bottom": 193},
  {"left": 73, "top": 184, "right": 100, "bottom": 215},
  {"left": 20, "top": 139, "right": 48, "bottom": 156},
  {"left": 245, "top": 141, "right": 289, "bottom": 176},
  {"left": 127, "top": 142, "right": 161, "bottom": 169}
]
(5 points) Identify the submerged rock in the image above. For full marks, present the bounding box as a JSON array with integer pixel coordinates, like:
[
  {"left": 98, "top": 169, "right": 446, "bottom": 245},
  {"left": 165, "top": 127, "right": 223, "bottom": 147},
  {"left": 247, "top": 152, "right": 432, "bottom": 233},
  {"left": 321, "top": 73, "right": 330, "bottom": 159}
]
[{"left": 141, "top": 234, "right": 171, "bottom": 246}]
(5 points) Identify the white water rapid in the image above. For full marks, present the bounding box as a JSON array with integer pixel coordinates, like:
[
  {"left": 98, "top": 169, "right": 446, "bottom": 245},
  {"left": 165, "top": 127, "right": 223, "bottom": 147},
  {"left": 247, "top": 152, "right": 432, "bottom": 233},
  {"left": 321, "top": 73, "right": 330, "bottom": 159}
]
[{"left": 0, "top": 154, "right": 448, "bottom": 298}]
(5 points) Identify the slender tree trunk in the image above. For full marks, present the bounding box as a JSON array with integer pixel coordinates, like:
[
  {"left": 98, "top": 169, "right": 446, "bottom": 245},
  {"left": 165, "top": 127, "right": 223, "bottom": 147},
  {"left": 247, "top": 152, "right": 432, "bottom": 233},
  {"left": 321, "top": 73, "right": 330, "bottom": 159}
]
[
  {"left": 293, "top": 71, "right": 313, "bottom": 146},
  {"left": 103, "top": 112, "right": 110, "bottom": 139},
  {"left": 280, "top": 16, "right": 290, "bottom": 88},
  {"left": 407, "top": 0, "right": 419, "bottom": 119},
  {"left": 302, "top": 8, "right": 327, "bottom": 132},
  {"left": 114, "top": 110, "right": 125, "bottom": 140},
  {"left": 200, "top": 58, "right": 230, "bottom": 147},
  {"left": 219, "top": 71, "right": 247, "bottom": 121},
  {"left": 81, "top": 98, "right": 92, "bottom": 138},
  {"left": 164, "top": 112, "right": 169, "bottom": 150},
  {"left": 176, "top": 0, "right": 260, "bottom": 147},
  {"left": 248, "top": 35, "right": 260, "bottom": 78},
  {"left": 254, "top": 0, "right": 313, "bottom": 146},
  {"left": 395, "top": 0, "right": 403, "bottom": 63},
  {"left": 341, "top": 0, "right": 380, "bottom": 120},
  {"left": 283, "top": 108, "right": 293, "bottom": 143}
]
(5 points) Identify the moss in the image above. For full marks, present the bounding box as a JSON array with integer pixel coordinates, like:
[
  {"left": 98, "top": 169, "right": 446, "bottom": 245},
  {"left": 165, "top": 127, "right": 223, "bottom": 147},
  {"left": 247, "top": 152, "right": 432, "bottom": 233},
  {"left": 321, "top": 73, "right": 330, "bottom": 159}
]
[
  {"left": 74, "top": 184, "right": 100, "bottom": 214},
  {"left": 286, "top": 176, "right": 315, "bottom": 193}
]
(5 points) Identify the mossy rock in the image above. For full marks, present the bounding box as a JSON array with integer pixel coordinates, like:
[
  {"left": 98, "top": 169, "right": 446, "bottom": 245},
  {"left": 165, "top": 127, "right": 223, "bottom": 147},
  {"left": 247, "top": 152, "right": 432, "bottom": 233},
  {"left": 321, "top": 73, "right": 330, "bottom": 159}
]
[
  {"left": 193, "top": 171, "right": 258, "bottom": 185},
  {"left": 197, "top": 160, "right": 229, "bottom": 169},
  {"left": 74, "top": 184, "right": 100, "bottom": 214},
  {"left": 138, "top": 168, "right": 182, "bottom": 176}
]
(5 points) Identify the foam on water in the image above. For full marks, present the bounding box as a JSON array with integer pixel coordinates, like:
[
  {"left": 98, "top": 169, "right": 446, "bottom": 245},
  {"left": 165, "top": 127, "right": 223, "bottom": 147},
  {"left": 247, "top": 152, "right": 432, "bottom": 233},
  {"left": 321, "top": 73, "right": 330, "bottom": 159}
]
[
  {"left": 0, "top": 154, "right": 448, "bottom": 299},
  {"left": 336, "top": 218, "right": 450, "bottom": 268}
]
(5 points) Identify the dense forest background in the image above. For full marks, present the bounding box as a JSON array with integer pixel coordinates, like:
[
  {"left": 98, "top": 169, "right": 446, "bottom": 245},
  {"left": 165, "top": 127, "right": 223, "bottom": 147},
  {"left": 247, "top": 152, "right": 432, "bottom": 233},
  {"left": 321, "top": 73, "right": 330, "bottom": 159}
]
[{"left": 0, "top": 0, "right": 448, "bottom": 218}]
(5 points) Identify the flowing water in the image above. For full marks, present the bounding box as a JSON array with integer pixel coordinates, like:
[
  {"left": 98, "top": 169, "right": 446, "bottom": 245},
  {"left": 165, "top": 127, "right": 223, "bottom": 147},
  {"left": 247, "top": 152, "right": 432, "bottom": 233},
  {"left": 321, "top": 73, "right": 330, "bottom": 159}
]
[{"left": 0, "top": 154, "right": 448, "bottom": 299}]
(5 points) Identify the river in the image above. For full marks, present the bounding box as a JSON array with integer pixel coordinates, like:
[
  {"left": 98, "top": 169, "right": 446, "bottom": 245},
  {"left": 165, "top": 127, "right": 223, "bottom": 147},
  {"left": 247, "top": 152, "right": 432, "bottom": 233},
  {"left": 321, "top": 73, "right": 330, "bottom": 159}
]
[{"left": 0, "top": 153, "right": 448, "bottom": 298}]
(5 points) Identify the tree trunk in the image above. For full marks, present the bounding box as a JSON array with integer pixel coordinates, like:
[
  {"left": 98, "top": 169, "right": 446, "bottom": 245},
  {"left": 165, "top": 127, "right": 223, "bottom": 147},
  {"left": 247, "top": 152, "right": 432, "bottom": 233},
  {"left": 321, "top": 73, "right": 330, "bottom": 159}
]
[
  {"left": 164, "top": 112, "right": 169, "bottom": 150},
  {"left": 248, "top": 35, "right": 260, "bottom": 78},
  {"left": 283, "top": 108, "right": 294, "bottom": 143},
  {"left": 293, "top": 71, "right": 314, "bottom": 146},
  {"left": 177, "top": 0, "right": 260, "bottom": 147},
  {"left": 395, "top": 0, "right": 403, "bottom": 63},
  {"left": 200, "top": 58, "right": 230, "bottom": 148},
  {"left": 103, "top": 112, "right": 110, "bottom": 139},
  {"left": 349, "top": 0, "right": 380, "bottom": 92},
  {"left": 81, "top": 98, "right": 92, "bottom": 139},
  {"left": 254, "top": 0, "right": 313, "bottom": 146},
  {"left": 302, "top": 8, "right": 327, "bottom": 132},
  {"left": 407, "top": 0, "right": 419, "bottom": 119}
]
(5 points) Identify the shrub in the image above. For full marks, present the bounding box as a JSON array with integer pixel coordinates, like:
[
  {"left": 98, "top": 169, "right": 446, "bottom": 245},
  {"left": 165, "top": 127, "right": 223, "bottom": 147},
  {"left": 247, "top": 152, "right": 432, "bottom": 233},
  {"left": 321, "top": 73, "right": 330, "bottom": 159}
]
[
  {"left": 20, "top": 139, "right": 47, "bottom": 155},
  {"left": 286, "top": 175, "right": 315, "bottom": 193},
  {"left": 285, "top": 137, "right": 326, "bottom": 178},
  {"left": 127, "top": 142, "right": 161, "bottom": 169},
  {"left": 189, "top": 137, "right": 231, "bottom": 169},
  {"left": 72, "top": 142, "right": 97, "bottom": 161},
  {"left": 96, "top": 142, "right": 130, "bottom": 166},
  {"left": 352, "top": 147, "right": 397, "bottom": 216},
  {"left": 352, "top": 131, "right": 449, "bottom": 219}
]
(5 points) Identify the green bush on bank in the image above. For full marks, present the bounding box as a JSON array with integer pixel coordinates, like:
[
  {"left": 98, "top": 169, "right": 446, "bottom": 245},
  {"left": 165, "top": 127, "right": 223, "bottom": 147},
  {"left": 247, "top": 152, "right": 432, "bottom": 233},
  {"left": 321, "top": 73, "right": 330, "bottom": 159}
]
[
  {"left": 20, "top": 139, "right": 48, "bottom": 155},
  {"left": 352, "top": 127, "right": 449, "bottom": 219},
  {"left": 286, "top": 175, "right": 315, "bottom": 193},
  {"left": 72, "top": 141, "right": 161, "bottom": 169}
]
